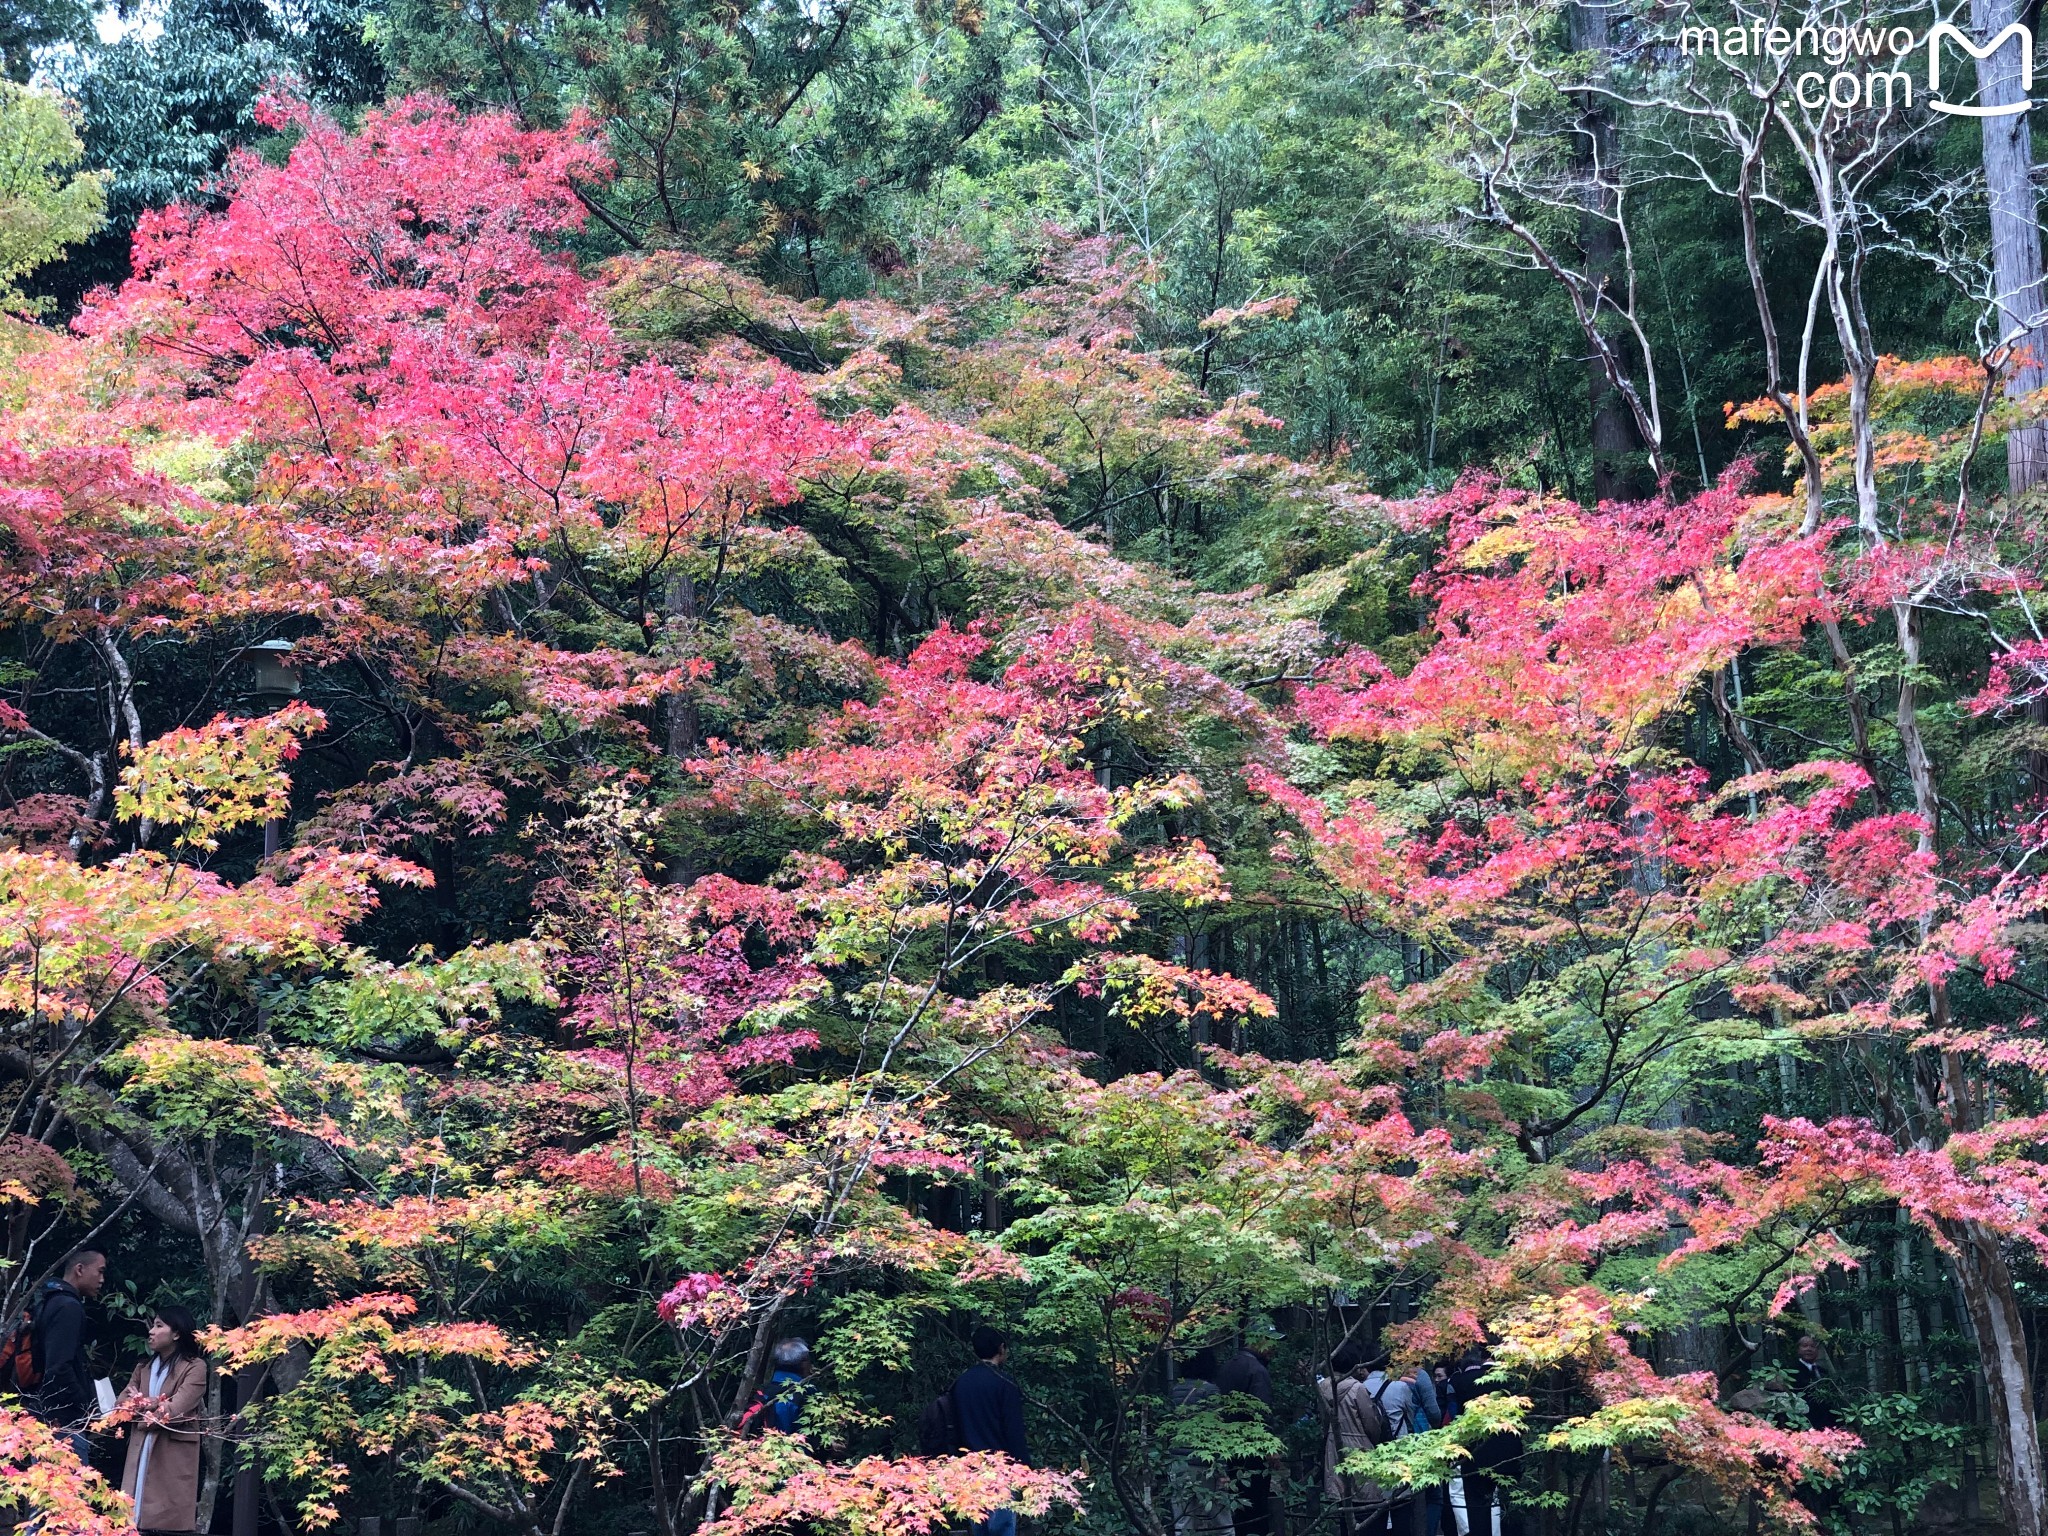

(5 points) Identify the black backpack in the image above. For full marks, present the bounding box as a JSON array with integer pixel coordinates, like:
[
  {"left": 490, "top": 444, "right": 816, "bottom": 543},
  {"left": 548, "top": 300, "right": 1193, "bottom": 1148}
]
[
  {"left": 1343, "top": 1376, "right": 1389, "bottom": 1446},
  {"left": 916, "top": 1391, "right": 959, "bottom": 1456}
]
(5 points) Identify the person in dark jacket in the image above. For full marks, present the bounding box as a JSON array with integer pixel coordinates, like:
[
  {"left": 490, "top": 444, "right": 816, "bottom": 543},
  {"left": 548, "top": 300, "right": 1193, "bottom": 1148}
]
[
  {"left": 1449, "top": 1346, "right": 1522, "bottom": 1536},
  {"left": 1791, "top": 1335, "right": 1837, "bottom": 1431},
  {"left": 953, "top": 1327, "right": 1029, "bottom": 1536},
  {"left": 1214, "top": 1344, "right": 1273, "bottom": 1407},
  {"left": 1170, "top": 1349, "right": 1231, "bottom": 1536},
  {"left": 1403, "top": 1365, "right": 1445, "bottom": 1536},
  {"left": 32, "top": 1248, "right": 106, "bottom": 1458},
  {"left": 1215, "top": 1340, "right": 1277, "bottom": 1536}
]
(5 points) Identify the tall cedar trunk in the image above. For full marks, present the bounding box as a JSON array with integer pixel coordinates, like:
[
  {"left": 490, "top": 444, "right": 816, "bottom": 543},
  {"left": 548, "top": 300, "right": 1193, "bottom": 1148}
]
[
  {"left": 1896, "top": 594, "right": 2048, "bottom": 1534},
  {"left": 1974, "top": 0, "right": 2048, "bottom": 788},
  {"left": 2030, "top": 695, "right": 2048, "bottom": 800},
  {"left": 1950, "top": 1219, "right": 2048, "bottom": 1536},
  {"left": 1567, "top": 0, "right": 1639, "bottom": 503},
  {"left": 1972, "top": 0, "right": 2048, "bottom": 494}
]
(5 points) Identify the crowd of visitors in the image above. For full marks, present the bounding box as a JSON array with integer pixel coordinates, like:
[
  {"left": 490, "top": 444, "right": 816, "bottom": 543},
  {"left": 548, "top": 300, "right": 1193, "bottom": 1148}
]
[
  {"left": 755, "top": 1321, "right": 1530, "bottom": 1536},
  {"left": 16, "top": 1243, "right": 1843, "bottom": 1536},
  {"left": 17, "top": 1256, "right": 1847, "bottom": 1536},
  {"left": 745, "top": 1323, "right": 1558, "bottom": 1536},
  {"left": 1309, "top": 1344, "right": 1524, "bottom": 1536}
]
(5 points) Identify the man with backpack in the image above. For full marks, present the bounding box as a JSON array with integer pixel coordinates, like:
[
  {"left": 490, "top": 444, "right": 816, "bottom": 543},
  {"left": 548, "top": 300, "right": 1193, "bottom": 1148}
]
[
  {"left": 951, "top": 1327, "right": 1029, "bottom": 1536},
  {"left": 1359, "top": 1361, "right": 1424, "bottom": 1535},
  {"left": 29, "top": 1249, "right": 105, "bottom": 1458}
]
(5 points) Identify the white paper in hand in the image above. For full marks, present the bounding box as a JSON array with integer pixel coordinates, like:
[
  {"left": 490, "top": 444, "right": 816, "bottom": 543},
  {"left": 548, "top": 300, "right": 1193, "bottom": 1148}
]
[{"left": 94, "top": 1377, "right": 116, "bottom": 1417}]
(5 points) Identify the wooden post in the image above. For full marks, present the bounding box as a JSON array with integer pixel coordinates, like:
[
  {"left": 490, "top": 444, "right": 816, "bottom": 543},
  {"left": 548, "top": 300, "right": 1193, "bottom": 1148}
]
[
  {"left": 229, "top": 1365, "right": 260, "bottom": 1536},
  {"left": 228, "top": 1223, "right": 271, "bottom": 1536}
]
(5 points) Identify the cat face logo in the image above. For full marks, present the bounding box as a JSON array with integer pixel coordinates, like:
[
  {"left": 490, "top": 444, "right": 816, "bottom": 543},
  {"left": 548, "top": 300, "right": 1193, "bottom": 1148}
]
[{"left": 1926, "top": 21, "right": 2033, "bottom": 116}]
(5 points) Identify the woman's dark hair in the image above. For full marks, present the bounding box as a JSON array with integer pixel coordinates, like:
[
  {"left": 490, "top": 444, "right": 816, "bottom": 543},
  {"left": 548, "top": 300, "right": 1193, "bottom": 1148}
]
[{"left": 154, "top": 1304, "right": 205, "bottom": 1361}]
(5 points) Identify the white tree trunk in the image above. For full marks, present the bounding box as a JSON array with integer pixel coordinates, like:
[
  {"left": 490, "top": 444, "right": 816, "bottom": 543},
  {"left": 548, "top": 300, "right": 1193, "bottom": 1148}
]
[
  {"left": 1972, "top": 0, "right": 2048, "bottom": 492},
  {"left": 1951, "top": 1220, "right": 2047, "bottom": 1536}
]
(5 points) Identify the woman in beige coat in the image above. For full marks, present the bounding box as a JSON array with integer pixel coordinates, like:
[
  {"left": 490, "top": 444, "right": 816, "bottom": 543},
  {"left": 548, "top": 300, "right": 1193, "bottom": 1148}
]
[
  {"left": 1320, "top": 1358, "right": 1395, "bottom": 1534},
  {"left": 118, "top": 1306, "right": 208, "bottom": 1534}
]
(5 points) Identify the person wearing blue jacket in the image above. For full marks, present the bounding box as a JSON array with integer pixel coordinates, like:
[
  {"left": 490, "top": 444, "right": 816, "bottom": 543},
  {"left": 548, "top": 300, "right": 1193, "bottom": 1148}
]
[
  {"left": 1391, "top": 1365, "right": 1447, "bottom": 1535},
  {"left": 1406, "top": 1366, "right": 1440, "bottom": 1434},
  {"left": 753, "top": 1338, "right": 815, "bottom": 1435},
  {"left": 953, "top": 1326, "right": 1030, "bottom": 1536}
]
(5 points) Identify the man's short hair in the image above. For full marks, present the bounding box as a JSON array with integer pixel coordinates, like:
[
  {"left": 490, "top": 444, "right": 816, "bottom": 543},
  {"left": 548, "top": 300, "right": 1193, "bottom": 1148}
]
[
  {"left": 972, "top": 1325, "right": 1006, "bottom": 1361},
  {"left": 770, "top": 1337, "right": 812, "bottom": 1371},
  {"left": 60, "top": 1248, "right": 103, "bottom": 1276}
]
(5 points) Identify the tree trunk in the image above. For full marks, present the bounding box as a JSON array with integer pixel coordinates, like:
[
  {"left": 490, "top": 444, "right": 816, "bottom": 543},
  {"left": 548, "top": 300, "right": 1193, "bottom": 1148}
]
[
  {"left": 664, "top": 572, "right": 700, "bottom": 762},
  {"left": 1848, "top": 361, "right": 1882, "bottom": 537},
  {"left": 1893, "top": 602, "right": 1939, "bottom": 851},
  {"left": 1894, "top": 1210, "right": 1925, "bottom": 1391},
  {"left": 1567, "top": 0, "right": 1639, "bottom": 503},
  {"left": 226, "top": 1201, "right": 271, "bottom": 1536},
  {"left": 1857, "top": 1258, "right": 1883, "bottom": 1390},
  {"left": 1950, "top": 1219, "right": 2047, "bottom": 1536},
  {"left": 1970, "top": 0, "right": 2048, "bottom": 494},
  {"left": 1900, "top": 588, "right": 2048, "bottom": 1528},
  {"left": 230, "top": 1366, "right": 264, "bottom": 1536},
  {"left": 196, "top": 1366, "right": 226, "bottom": 1533},
  {"left": 2029, "top": 694, "right": 2048, "bottom": 801}
]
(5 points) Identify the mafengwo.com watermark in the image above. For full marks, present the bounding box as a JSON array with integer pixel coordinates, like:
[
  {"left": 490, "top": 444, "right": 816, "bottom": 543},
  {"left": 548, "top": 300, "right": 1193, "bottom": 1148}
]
[{"left": 1677, "top": 17, "right": 2033, "bottom": 114}]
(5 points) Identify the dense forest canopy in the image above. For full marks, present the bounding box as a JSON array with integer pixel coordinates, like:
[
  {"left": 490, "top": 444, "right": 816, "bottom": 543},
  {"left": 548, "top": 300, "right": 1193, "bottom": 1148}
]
[{"left": 3, "top": 1, "right": 2048, "bottom": 1535}]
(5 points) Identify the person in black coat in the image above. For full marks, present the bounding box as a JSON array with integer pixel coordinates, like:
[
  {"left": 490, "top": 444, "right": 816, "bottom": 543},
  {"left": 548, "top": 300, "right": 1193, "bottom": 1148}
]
[
  {"left": 953, "top": 1326, "right": 1030, "bottom": 1536},
  {"left": 1215, "top": 1340, "right": 1278, "bottom": 1536},
  {"left": 1215, "top": 1345, "right": 1273, "bottom": 1407},
  {"left": 1449, "top": 1345, "right": 1523, "bottom": 1536},
  {"left": 1792, "top": 1335, "right": 1838, "bottom": 1431},
  {"left": 32, "top": 1249, "right": 106, "bottom": 1458}
]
